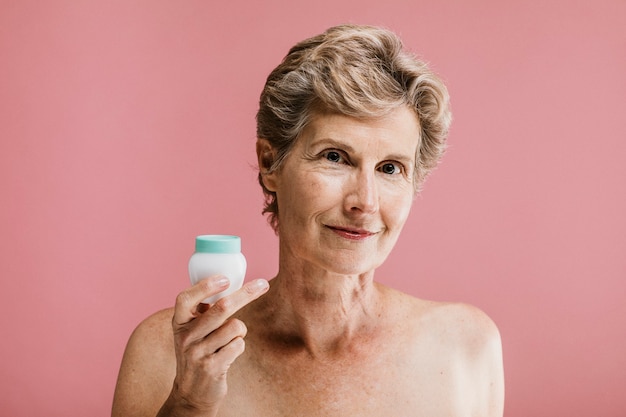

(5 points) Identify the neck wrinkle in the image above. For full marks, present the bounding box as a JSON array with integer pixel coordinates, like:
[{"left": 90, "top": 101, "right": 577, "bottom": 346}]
[{"left": 259, "top": 265, "right": 382, "bottom": 359}]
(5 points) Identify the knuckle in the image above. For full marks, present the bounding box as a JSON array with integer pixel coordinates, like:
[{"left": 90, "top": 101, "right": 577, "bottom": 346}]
[
  {"left": 211, "top": 297, "right": 233, "bottom": 314},
  {"left": 202, "top": 354, "right": 227, "bottom": 375},
  {"left": 199, "top": 278, "right": 214, "bottom": 293},
  {"left": 231, "top": 319, "right": 248, "bottom": 337},
  {"left": 174, "top": 324, "right": 202, "bottom": 348},
  {"left": 184, "top": 342, "right": 207, "bottom": 363},
  {"left": 196, "top": 339, "right": 246, "bottom": 377},
  {"left": 243, "top": 283, "right": 257, "bottom": 296},
  {"left": 175, "top": 328, "right": 195, "bottom": 347},
  {"left": 222, "top": 318, "right": 247, "bottom": 337},
  {"left": 175, "top": 290, "right": 193, "bottom": 308}
]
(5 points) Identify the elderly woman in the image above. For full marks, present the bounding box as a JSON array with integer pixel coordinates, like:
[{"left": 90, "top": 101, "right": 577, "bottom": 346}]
[{"left": 112, "top": 24, "right": 504, "bottom": 417}]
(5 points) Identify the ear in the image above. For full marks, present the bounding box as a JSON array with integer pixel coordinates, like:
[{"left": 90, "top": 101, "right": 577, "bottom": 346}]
[{"left": 256, "top": 138, "right": 278, "bottom": 192}]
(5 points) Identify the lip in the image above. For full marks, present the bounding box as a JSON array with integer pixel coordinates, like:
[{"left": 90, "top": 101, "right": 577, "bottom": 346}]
[{"left": 326, "top": 225, "right": 377, "bottom": 241}]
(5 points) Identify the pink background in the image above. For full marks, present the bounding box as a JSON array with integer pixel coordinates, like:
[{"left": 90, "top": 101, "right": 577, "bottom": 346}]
[{"left": 1, "top": 1, "right": 624, "bottom": 416}]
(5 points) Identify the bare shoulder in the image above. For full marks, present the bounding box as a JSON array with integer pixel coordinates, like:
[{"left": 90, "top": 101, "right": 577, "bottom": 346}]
[
  {"left": 424, "top": 301, "right": 505, "bottom": 415},
  {"left": 123, "top": 307, "right": 176, "bottom": 363},
  {"left": 420, "top": 300, "right": 501, "bottom": 353},
  {"left": 380, "top": 287, "right": 504, "bottom": 415},
  {"left": 112, "top": 308, "right": 176, "bottom": 417},
  {"left": 381, "top": 286, "right": 501, "bottom": 352},
  {"left": 133, "top": 307, "right": 176, "bottom": 341}
]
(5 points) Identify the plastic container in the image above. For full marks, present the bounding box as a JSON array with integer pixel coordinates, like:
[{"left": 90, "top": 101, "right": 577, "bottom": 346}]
[{"left": 188, "top": 235, "right": 247, "bottom": 304}]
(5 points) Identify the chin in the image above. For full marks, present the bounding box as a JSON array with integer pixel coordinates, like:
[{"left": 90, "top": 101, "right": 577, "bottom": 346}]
[{"left": 321, "top": 254, "right": 384, "bottom": 277}]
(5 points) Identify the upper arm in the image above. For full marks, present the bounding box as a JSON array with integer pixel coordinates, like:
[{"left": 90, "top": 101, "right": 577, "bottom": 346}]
[
  {"left": 112, "top": 308, "right": 177, "bottom": 417},
  {"left": 458, "top": 305, "right": 505, "bottom": 417},
  {"left": 473, "top": 316, "right": 504, "bottom": 417}
]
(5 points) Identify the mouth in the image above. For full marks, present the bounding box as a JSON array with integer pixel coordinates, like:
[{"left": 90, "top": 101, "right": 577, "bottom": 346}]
[{"left": 326, "top": 225, "right": 378, "bottom": 241}]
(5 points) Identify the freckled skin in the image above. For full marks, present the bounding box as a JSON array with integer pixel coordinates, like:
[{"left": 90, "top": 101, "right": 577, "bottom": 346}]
[{"left": 112, "top": 108, "right": 504, "bottom": 417}]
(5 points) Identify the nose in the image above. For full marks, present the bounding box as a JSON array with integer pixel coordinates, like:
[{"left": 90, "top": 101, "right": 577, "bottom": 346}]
[{"left": 345, "top": 169, "right": 379, "bottom": 214}]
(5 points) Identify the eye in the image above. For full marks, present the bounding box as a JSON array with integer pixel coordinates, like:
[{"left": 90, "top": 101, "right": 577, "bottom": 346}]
[
  {"left": 379, "top": 162, "right": 402, "bottom": 175},
  {"left": 323, "top": 150, "right": 343, "bottom": 163}
]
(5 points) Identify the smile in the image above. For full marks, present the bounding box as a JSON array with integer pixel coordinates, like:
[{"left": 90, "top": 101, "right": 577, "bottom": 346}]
[{"left": 326, "top": 225, "right": 377, "bottom": 241}]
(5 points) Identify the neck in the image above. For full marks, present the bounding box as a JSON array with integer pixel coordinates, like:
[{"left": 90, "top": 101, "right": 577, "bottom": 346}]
[{"left": 257, "top": 260, "right": 383, "bottom": 358}]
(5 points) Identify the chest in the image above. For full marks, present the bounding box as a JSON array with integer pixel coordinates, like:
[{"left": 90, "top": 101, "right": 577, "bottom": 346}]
[{"left": 218, "top": 345, "right": 470, "bottom": 417}]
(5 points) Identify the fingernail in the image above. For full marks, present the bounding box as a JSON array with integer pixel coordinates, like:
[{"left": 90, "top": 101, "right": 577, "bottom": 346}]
[{"left": 253, "top": 279, "right": 269, "bottom": 291}]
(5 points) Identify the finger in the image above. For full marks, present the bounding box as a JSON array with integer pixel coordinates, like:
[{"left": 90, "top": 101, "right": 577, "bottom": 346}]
[
  {"left": 188, "top": 279, "right": 269, "bottom": 337},
  {"left": 170, "top": 333, "right": 244, "bottom": 408},
  {"left": 202, "top": 279, "right": 269, "bottom": 321},
  {"left": 210, "top": 336, "right": 246, "bottom": 373},
  {"left": 200, "top": 318, "right": 248, "bottom": 354},
  {"left": 203, "top": 319, "right": 248, "bottom": 352},
  {"left": 180, "top": 318, "right": 247, "bottom": 364},
  {"left": 173, "top": 276, "right": 230, "bottom": 326}
]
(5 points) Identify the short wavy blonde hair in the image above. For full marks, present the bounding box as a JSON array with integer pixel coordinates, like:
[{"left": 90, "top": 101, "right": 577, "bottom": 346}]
[{"left": 257, "top": 24, "right": 452, "bottom": 230}]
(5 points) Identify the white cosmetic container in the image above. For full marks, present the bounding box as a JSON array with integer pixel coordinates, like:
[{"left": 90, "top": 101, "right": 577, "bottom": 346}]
[{"left": 188, "top": 235, "right": 247, "bottom": 304}]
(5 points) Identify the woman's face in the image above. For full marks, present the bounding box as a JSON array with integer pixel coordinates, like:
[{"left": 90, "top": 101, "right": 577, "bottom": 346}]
[{"left": 261, "top": 106, "right": 420, "bottom": 276}]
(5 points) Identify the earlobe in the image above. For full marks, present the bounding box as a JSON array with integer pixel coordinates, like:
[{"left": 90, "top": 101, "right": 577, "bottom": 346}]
[{"left": 256, "top": 139, "right": 278, "bottom": 192}]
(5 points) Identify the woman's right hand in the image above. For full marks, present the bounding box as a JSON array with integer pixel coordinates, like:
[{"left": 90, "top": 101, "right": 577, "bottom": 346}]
[{"left": 158, "top": 276, "right": 269, "bottom": 417}]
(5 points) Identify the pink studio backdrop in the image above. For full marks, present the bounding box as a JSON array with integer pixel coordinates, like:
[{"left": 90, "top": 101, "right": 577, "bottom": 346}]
[{"left": 1, "top": 1, "right": 624, "bottom": 416}]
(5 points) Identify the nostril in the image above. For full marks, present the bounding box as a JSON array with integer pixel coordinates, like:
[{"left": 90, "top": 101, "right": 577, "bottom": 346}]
[{"left": 350, "top": 190, "right": 379, "bottom": 214}]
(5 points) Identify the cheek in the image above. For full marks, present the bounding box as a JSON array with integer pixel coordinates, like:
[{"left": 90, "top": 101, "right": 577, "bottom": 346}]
[
  {"left": 279, "top": 172, "right": 334, "bottom": 220},
  {"left": 383, "top": 191, "right": 414, "bottom": 228},
  {"left": 298, "top": 171, "right": 341, "bottom": 200}
]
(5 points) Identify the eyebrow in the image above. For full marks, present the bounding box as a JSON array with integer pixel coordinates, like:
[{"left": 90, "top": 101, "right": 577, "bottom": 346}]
[{"left": 313, "top": 138, "right": 356, "bottom": 153}]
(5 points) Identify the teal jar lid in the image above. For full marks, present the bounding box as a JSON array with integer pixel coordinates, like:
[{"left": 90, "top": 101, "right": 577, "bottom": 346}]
[{"left": 194, "top": 235, "right": 241, "bottom": 253}]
